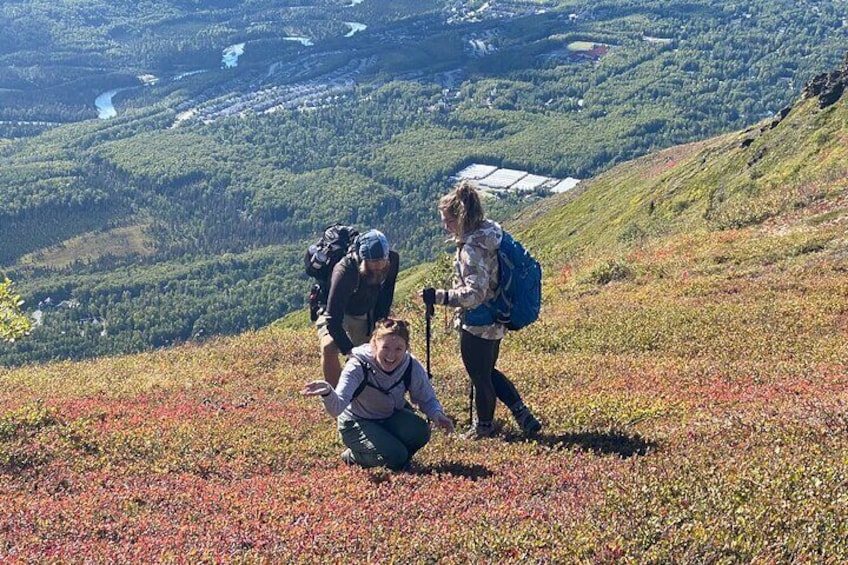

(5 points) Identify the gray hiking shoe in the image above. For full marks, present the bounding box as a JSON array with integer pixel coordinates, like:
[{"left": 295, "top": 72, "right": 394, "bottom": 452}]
[
  {"left": 461, "top": 423, "right": 496, "bottom": 440},
  {"left": 514, "top": 408, "right": 542, "bottom": 435}
]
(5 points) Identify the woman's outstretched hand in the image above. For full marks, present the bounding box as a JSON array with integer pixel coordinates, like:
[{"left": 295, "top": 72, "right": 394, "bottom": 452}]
[
  {"left": 302, "top": 381, "right": 333, "bottom": 397},
  {"left": 431, "top": 411, "right": 455, "bottom": 433}
]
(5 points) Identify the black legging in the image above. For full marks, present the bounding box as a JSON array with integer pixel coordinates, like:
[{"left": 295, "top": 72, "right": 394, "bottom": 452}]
[{"left": 460, "top": 329, "right": 523, "bottom": 424}]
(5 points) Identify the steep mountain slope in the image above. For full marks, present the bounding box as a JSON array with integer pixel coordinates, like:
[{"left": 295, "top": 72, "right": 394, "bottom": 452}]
[
  {"left": 505, "top": 53, "right": 847, "bottom": 372},
  {"left": 0, "top": 57, "right": 846, "bottom": 562},
  {"left": 521, "top": 56, "right": 848, "bottom": 264}
]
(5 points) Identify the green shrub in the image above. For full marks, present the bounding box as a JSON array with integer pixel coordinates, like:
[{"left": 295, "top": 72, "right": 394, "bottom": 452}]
[{"left": 585, "top": 259, "right": 635, "bottom": 286}]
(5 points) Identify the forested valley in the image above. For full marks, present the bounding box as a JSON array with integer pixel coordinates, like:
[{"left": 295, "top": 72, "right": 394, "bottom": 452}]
[{"left": 1, "top": 0, "right": 846, "bottom": 364}]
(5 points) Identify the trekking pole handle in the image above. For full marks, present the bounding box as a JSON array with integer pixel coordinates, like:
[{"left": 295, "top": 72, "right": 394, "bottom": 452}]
[{"left": 421, "top": 287, "right": 437, "bottom": 308}]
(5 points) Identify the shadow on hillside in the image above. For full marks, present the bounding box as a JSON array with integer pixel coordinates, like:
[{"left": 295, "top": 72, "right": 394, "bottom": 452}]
[
  {"left": 404, "top": 461, "right": 493, "bottom": 481},
  {"left": 506, "top": 430, "right": 657, "bottom": 458}
]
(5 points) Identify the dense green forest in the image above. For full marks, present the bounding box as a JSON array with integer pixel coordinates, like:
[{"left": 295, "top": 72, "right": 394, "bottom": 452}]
[{"left": 1, "top": 0, "right": 846, "bottom": 365}]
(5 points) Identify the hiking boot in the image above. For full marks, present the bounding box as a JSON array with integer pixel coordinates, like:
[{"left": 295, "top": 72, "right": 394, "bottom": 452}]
[
  {"left": 461, "top": 423, "right": 495, "bottom": 440},
  {"left": 514, "top": 408, "right": 542, "bottom": 435}
]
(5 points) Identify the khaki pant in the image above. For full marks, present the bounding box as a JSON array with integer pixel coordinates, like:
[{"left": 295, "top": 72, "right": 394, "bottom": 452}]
[
  {"left": 315, "top": 312, "right": 370, "bottom": 347},
  {"left": 316, "top": 312, "right": 370, "bottom": 386}
]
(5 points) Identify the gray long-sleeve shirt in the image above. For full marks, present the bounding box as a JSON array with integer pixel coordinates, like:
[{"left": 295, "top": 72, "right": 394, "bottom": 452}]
[{"left": 321, "top": 344, "right": 445, "bottom": 422}]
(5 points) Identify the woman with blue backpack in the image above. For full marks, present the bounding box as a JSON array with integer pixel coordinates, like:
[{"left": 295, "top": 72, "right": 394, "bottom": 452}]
[{"left": 421, "top": 181, "right": 542, "bottom": 440}]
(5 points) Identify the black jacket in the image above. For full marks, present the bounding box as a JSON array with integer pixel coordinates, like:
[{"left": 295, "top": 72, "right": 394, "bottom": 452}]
[{"left": 324, "top": 250, "right": 400, "bottom": 354}]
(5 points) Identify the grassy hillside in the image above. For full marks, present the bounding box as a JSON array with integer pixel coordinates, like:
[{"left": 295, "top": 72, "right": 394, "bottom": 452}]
[{"left": 1, "top": 84, "right": 846, "bottom": 561}]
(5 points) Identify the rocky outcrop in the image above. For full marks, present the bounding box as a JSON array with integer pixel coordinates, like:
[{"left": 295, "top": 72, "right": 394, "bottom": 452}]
[
  {"left": 739, "top": 53, "right": 848, "bottom": 150},
  {"left": 801, "top": 52, "right": 848, "bottom": 109},
  {"left": 741, "top": 53, "right": 848, "bottom": 148}
]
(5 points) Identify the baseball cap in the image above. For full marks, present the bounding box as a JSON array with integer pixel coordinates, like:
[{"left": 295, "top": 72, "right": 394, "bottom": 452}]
[{"left": 357, "top": 229, "right": 390, "bottom": 260}]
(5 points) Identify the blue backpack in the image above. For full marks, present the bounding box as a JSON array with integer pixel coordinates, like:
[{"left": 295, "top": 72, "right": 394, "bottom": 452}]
[{"left": 465, "top": 231, "right": 542, "bottom": 331}]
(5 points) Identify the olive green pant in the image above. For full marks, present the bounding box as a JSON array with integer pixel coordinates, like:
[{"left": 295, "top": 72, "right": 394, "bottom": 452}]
[{"left": 338, "top": 409, "right": 431, "bottom": 470}]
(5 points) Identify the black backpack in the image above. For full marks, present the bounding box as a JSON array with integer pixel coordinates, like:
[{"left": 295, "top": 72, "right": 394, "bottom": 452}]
[{"left": 304, "top": 224, "right": 360, "bottom": 321}]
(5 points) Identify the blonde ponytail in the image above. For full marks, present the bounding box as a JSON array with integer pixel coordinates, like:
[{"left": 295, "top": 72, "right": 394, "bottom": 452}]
[{"left": 438, "top": 180, "right": 486, "bottom": 237}]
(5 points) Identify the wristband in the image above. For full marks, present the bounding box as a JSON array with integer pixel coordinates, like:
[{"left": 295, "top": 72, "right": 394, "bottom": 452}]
[{"left": 442, "top": 291, "right": 449, "bottom": 305}]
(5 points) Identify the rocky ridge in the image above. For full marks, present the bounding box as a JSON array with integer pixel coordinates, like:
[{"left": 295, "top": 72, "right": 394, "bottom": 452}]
[{"left": 801, "top": 51, "right": 848, "bottom": 108}]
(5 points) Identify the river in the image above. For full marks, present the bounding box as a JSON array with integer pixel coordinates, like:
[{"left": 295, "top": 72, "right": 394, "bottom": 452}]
[
  {"left": 344, "top": 22, "right": 367, "bottom": 37},
  {"left": 94, "top": 88, "right": 132, "bottom": 119},
  {"left": 95, "top": 21, "right": 367, "bottom": 120}
]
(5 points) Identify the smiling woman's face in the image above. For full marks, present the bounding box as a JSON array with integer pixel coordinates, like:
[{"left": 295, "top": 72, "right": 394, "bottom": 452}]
[{"left": 373, "top": 333, "right": 407, "bottom": 373}]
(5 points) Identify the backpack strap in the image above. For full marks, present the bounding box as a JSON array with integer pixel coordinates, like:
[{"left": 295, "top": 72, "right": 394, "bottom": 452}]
[
  {"left": 351, "top": 358, "right": 414, "bottom": 399},
  {"left": 315, "top": 252, "right": 360, "bottom": 307},
  {"left": 403, "top": 362, "right": 414, "bottom": 388}
]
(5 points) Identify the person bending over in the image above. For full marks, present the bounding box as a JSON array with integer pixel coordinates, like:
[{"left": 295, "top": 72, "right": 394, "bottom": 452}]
[{"left": 315, "top": 229, "right": 400, "bottom": 386}]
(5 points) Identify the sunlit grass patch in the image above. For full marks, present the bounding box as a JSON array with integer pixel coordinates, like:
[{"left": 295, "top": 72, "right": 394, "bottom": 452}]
[
  {"left": 0, "top": 401, "right": 61, "bottom": 473},
  {"left": 567, "top": 41, "right": 603, "bottom": 51},
  {"left": 592, "top": 415, "right": 848, "bottom": 562},
  {"left": 14, "top": 224, "right": 154, "bottom": 270}
]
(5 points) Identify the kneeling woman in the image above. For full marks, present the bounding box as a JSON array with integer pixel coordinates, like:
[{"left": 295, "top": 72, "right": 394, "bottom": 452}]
[{"left": 303, "top": 318, "right": 454, "bottom": 470}]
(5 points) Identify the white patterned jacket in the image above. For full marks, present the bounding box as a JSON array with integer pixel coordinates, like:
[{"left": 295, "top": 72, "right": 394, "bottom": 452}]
[{"left": 446, "top": 219, "right": 506, "bottom": 341}]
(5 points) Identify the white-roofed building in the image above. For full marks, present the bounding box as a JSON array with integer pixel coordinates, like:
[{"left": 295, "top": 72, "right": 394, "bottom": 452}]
[
  {"left": 478, "top": 168, "right": 527, "bottom": 189},
  {"left": 455, "top": 163, "right": 498, "bottom": 180},
  {"left": 453, "top": 163, "right": 581, "bottom": 199},
  {"left": 551, "top": 177, "right": 581, "bottom": 193},
  {"left": 512, "top": 174, "right": 550, "bottom": 192}
]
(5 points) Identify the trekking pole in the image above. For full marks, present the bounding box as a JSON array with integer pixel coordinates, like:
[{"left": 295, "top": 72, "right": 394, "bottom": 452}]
[
  {"left": 469, "top": 383, "right": 474, "bottom": 427},
  {"left": 425, "top": 302, "right": 434, "bottom": 379}
]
